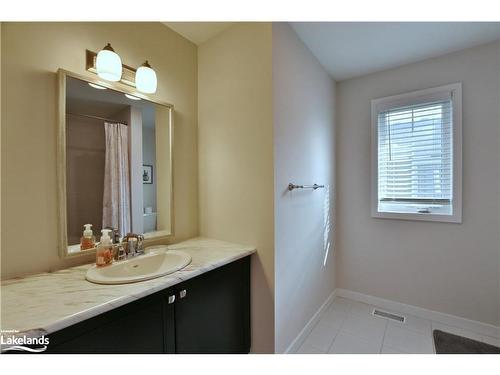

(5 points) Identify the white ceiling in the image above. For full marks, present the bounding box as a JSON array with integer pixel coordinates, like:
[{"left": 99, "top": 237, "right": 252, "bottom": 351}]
[
  {"left": 290, "top": 22, "right": 500, "bottom": 81},
  {"left": 163, "top": 22, "right": 234, "bottom": 45}
]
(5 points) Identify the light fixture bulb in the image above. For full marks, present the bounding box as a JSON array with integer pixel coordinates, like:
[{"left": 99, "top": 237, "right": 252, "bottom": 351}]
[
  {"left": 125, "top": 93, "right": 141, "bottom": 101},
  {"left": 135, "top": 61, "right": 157, "bottom": 94},
  {"left": 96, "top": 43, "right": 122, "bottom": 82},
  {"left": 88, "top": 82, "right": 106, "bottom": 90}
]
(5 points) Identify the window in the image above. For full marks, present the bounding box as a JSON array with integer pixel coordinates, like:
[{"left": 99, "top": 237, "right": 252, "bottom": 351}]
[{"left": 371, "top": 83, "right": 462, "bottom": 223}]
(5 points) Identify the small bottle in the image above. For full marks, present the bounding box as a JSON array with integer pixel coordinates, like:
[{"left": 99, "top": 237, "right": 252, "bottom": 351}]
[
  {"left": 96, "top": 229, "right": 114, "bottom": 267},
  {"left": 80, "top": 224, "right": 96, "bottom": 251}
]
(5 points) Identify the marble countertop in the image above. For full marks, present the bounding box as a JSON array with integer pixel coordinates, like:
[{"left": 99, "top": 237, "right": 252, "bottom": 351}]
[{"left": 0, "top": 237, "right": 255, "bottom": 339}]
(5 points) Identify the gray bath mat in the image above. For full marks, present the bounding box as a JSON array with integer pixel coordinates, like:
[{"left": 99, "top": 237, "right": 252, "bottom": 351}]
[{"left": 433, "top": 330, "right": 500, "bottom": 354}]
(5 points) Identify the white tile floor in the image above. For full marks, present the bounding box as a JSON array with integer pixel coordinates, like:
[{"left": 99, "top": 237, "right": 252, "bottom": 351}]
[{"left": 295, "top": 296, "right": 500, "bottom": 354}]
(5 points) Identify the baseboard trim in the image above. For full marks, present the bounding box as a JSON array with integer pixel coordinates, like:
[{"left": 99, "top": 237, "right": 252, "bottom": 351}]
[
  {"left": 336, "top": 288, "right": 500, "bottom": 339},
  {"left": 283, "top": 289, "right": 337, "bottom": 354}
]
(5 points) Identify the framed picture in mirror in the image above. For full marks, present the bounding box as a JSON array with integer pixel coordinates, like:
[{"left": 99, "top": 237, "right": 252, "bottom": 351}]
[{"left": 143, "top": 165, "right": 153, "bottom": 184}]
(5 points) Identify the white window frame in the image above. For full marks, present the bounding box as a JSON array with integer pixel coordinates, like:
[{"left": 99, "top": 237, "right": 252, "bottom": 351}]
[{"left": 371, "top": 83, "right": 462, "bottom": 223}]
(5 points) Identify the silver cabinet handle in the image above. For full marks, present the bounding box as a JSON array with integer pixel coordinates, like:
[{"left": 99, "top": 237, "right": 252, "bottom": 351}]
[
  {"left": 179, "top": 289, "right": 187, "bottom": 299},
  {"left": 168, "top": 295, "right": 176, "bottom": 304}
]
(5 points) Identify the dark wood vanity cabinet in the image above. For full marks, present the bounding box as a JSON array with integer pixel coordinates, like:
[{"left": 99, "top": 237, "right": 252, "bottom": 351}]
[
  {"left": 45, "top": 256, "right": 250, "bottom": 354},
  {"left": 46, "top": 290, "right": 170, "bottom": 353},
  {"left": 174, "top": 254, "right": 250, "bottom": 353}
]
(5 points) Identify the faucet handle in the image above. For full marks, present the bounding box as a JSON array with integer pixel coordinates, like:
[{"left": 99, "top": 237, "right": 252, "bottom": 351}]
[
  {"left": 137, "top": 235, "right": 144, "bottom": 251},
  {"left": 115, "top": 244, "right": 126, "bottom": 261}
]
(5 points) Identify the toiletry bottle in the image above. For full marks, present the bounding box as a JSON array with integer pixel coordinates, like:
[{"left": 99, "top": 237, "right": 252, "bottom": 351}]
[
  {"left": 96, "top": 229, "right": 114, "bottom": 267},
  {"left": 80, "top": 224, "right": 96, "bottom": 250}
]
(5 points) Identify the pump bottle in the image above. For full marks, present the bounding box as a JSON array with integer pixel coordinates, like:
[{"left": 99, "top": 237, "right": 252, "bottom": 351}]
[
  {"left": 96, "top": 229, "right": 114, "bottom": 267},
  {"left": 80, "top": 224, "right": 96, "bottom": 251}
]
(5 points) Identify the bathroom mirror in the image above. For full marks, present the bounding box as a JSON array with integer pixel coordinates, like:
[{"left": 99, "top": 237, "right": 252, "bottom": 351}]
[{"left": 57, "top": 70, "right": 174, "bottom": 258}]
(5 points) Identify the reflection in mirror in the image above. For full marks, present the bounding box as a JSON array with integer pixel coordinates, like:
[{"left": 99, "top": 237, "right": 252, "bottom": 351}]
[{"left": 64, "top": 75, "right": 172, "bottom": 254}]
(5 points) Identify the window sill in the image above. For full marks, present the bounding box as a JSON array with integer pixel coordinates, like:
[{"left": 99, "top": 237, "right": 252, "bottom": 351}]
[{"left": 372, "top": 205, "right": 461, "bottom": 223}]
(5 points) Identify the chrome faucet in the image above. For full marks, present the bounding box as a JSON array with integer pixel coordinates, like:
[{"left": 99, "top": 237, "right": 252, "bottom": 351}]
[{"left": 121, "top": 233, "right": 145, "bottom": 258}]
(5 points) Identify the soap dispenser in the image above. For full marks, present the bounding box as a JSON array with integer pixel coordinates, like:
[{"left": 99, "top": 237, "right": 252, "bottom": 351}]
[
  {"left": 80, "top": 224, "right": 96, "bottom": 251},
  {"left": 96, "top": 229, "right": 114, "bottom": 267}
]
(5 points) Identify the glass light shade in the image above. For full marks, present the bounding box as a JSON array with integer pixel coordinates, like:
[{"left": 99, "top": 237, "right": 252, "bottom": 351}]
[
  {"left": 96, "top": 49, "right": 122, "bottom": 82},
  {"left": 135, "top": 65, "right": 157, "bottom": 94}
]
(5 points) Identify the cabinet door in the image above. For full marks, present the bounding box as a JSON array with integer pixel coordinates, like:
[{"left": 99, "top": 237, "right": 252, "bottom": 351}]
[
  {"left": 163, "top": 289, "right": 177, "bottom": 353},
  {"left": 47, "top": 290, "right": 172, "bottom": 354},
  {"left": 174, "top": 256, "right": 250, "bottom": 354}
]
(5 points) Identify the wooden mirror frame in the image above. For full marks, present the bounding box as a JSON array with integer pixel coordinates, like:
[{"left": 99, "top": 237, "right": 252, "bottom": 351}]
[{"left": 57, "top": 69, "right": 175, "bottom": 258}]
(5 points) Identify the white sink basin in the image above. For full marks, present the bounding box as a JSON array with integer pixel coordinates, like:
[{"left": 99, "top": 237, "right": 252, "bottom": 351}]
[
  {"left": 86, "top": 250, "right": 191, "bottom": 285},
  {"left": 144, "top": 245, "right": 169, "bottom": 254}
]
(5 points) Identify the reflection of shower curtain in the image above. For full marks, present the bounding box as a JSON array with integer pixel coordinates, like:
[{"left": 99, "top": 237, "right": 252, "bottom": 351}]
[{"left": 102, "top": 122, "right": 131, "bottom": 237}]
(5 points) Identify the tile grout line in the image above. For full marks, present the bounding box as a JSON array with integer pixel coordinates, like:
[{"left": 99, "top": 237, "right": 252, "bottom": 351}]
[
  {"left": 328, "top": 296, "right": 440, "bottom": 354},
  {"left": 349, "top": 297, "right": 432, "bottom": 354},
  {"left": 323, "top": 297, "right": 343, "bottom": 351},
  {"left": 299, "top": 298, "right": 343, "bottom": 354},
  {"left": 299, "top": 319, "right": 326, "bottom": 353},
  {"left": 378, "top": 318, "right": 389, "bottom": 353},
  {"left": 325, "top": 298, "right": 351, "bottom": 353},
  {"left": 301, "top": 295, "right": 497, "bottom": 354},
  {"left": 324, "top": 319, "right": 341, "bottom": 353},
  {"left": 379, "top": 311, "right": 435, "bottom": 353},
  {"left": 337, "top": 288, "right": 500, "bottom": 340},
  {"left": 285, "top": 293, "right": 335, "bottom": 354},
  {"left": 333, "top": 298, "right": 390, "bottom": 354}
]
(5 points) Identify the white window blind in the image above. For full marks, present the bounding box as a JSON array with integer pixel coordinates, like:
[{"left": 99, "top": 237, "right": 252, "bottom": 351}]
[
  {"left": 377, "top": 98, "right": 453, "bottom": 209},
  {"left": 371, "top": 83, "right": 463, "bottom": 222}
]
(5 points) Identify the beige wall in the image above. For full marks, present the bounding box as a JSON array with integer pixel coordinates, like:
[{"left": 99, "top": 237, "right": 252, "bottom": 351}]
[
  {"left": 336, "top": 41, "right": 500, "bottom": 326},
  {"left": 0, "top": 23, "right": 2, "bottom": 277},
  {"left": 273, "top": 23, "right": 336, "bottom": 353},
  {"left": 1, "top": 22, "right": 199, "bottom": 279},
  {"left": 198, "top": 23, "right": 275, "bottom": 353}
]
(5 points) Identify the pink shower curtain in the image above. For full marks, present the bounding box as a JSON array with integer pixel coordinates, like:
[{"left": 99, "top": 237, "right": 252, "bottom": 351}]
[{"left": 102, "top": 122, "right": 131, "bottom": 237}]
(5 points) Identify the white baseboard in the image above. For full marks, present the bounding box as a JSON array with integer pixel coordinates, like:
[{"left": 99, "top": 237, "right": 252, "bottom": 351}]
[
  {"left": 336, "top": 288, "right": 500, "bottom": 339},
  {"left": 283, "top": 290, "right": 337, "bottom": 354}
]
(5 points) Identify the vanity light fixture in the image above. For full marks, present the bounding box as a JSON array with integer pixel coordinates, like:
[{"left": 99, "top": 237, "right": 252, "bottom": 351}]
[
  {"left": 86, "top": 50, "right": 157, "bottom": 94},
  {"left": 135, "top": 61, "right": 157, "bottom": 94},
  {"left": 88, "top": 82, "right": 107, "bottom": 90},
  {"left": 124, "top": 93, "right": 141, "bottom": 101},
  {"left": 95, "top": 43, "right": 122, "bottom": 82}
]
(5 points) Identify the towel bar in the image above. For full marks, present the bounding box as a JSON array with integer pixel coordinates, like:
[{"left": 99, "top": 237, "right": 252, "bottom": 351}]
[{"left": 288, "top": 183, "right": 325, "bottom": 191}]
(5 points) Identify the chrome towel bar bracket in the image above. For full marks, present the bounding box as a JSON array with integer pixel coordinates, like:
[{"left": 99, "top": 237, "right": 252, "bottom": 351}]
[{"left": 288, "top": 183, "right": 325, "bottom": 191}]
